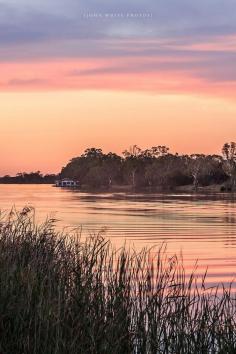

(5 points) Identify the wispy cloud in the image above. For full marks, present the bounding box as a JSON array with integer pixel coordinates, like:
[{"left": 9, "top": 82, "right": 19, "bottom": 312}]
[
  {"left": 8, "top": 78, "right": 47, "bottom": 86},
  {"left": 1, "top": 0, "right": 236, "bottom": 45},
  {"left": 0, "top": 0, "right": 236, "bottom": 95}
]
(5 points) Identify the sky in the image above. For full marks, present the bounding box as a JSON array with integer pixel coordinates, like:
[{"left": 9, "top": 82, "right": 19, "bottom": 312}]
[{"left": 0, "top": 0, "right": 236, "bottom": 174}]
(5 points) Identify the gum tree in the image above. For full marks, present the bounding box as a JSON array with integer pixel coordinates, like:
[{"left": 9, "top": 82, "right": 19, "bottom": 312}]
[{"left": 222, "top": 142, "right": 236, "bottom": 190}]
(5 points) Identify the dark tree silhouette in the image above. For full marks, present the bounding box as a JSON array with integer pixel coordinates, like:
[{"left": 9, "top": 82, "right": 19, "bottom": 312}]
[
  {"left": 0, "top": 172, "right": 57, "bottom": 184},
  {"left": 222, "top": 142, "right": 236, "bottom": 190},
  {"left": 1, "top": 143, "right": 233, "bottom": 191}
]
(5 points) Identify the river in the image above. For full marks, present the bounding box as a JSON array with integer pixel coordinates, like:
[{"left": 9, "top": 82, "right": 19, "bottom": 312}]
[{"left": 1, "top": 184, "right": 236, "bottom": 288}]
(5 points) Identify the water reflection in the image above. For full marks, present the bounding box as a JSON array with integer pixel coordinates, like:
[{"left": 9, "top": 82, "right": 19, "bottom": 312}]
[{"left": 1, "top": 185, "right": 236, "bottom": 286}]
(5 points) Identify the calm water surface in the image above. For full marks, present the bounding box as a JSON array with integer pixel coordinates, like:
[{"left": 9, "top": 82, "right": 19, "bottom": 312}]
[{"left": 1, "top": 184, "right": 236, "bottom": 287}]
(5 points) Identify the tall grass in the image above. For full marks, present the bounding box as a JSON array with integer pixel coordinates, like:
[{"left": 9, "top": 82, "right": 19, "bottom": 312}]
[{"left": 0, "top": 208, "right": 236, "bottom": 353}]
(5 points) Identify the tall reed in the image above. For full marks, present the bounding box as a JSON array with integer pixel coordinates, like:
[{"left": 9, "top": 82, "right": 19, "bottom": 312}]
[{"left": 0, "top": 207, "right": 235, "bottom": 353}]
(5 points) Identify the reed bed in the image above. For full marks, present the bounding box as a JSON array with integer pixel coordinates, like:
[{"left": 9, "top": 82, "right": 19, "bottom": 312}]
[{"left": 0, "top": 207, "right": 236, "bottom": 354}]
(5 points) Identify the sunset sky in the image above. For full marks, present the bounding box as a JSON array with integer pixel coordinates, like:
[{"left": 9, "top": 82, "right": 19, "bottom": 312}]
[{"left": 1, "top": 0, "right": 236, "bottom": 175}]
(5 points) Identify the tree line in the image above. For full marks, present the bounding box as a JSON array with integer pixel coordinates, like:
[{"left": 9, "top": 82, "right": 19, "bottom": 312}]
[
  {"left": 0, "top": 172, "right": 57, "bottom": 184},
  {"left": 2, "top": 142, "right": 236, "bottom": 190},
  {"left": 60, "top": 142, "right": 236, "bottom": 191}
]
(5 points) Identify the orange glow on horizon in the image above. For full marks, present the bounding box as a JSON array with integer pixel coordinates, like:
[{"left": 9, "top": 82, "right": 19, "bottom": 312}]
[
  {"left": 1, "top": 90, "right": 236, "bottom": 175},
  {"left": 1, "top": 33, "right": 236, "bottom": 175}
]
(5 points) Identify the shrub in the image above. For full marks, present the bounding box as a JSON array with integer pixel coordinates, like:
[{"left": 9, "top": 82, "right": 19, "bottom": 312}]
[{"left": 0, "top": 208, "right": 235, "bottom": 353}]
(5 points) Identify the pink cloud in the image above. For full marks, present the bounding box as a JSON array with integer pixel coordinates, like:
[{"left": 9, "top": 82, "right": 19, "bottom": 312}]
[{"left": 0, "top": 52, "right": 236, "bottom": 99}]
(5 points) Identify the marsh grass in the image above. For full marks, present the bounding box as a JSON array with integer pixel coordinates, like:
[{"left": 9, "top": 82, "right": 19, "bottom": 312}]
[{"left": 0, "top": 207, "right": 236, "bottom": 353}]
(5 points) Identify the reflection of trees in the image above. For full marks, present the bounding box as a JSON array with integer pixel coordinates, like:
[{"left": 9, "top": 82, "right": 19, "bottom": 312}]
[{"left": 222, "top": 204, "right": 236, "bottom": 247}]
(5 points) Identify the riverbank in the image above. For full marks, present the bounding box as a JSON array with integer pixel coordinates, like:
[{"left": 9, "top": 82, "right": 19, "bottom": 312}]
[
  {"left": 0, "top": 182, "right": 230, "bottom": 194},
  {"left": 80, "top": 183, "right": 227, "bottom": 194},
  {"left": 0, "top": 209, "right": 236, "bottom": 353}
]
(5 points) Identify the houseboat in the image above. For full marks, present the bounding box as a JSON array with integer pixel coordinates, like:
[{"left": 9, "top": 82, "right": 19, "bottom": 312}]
[{"left": 55, "top": 179, "right": 79, "bottom": 188}]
